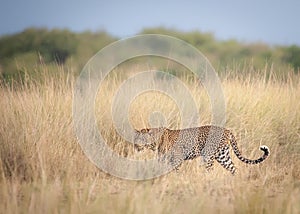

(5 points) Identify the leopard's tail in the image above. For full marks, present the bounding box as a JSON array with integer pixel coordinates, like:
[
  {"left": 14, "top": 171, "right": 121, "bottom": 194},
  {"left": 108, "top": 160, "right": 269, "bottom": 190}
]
[{"left": 229, "top": 132, "right": 270, "bottom": 164}]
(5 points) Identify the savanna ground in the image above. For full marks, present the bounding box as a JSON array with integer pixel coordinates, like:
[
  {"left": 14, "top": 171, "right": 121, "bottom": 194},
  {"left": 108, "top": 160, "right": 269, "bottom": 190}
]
[{"left": 0, "top": 62, "right": 300, "bottom": 214}]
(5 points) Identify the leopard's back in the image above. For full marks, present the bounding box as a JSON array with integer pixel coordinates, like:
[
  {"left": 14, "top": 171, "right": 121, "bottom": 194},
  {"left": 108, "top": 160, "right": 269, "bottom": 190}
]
[{"left": 158, "top": 126, "right": 228, "bottom": 157}]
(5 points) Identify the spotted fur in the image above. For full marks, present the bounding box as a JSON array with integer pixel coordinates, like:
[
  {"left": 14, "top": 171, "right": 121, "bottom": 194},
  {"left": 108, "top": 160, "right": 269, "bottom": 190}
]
[{"left": 133, "top": 126, "right": 270, "bottom": 174}]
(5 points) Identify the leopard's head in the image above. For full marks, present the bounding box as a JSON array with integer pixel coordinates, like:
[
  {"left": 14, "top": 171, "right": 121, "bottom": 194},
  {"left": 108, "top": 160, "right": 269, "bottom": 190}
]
[{"left": 133, "top": 127, "right": 166, "bottom": 152}]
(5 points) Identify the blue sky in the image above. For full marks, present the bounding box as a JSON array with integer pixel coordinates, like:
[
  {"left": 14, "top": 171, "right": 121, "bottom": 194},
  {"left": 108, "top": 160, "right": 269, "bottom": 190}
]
[{"left": 1, "top": 0, "right": 299, "bottom": 45}]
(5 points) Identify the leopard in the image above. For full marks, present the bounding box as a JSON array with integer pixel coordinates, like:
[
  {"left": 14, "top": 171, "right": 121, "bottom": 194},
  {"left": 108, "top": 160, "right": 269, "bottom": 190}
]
[{"left": 133, "top": 125, "right": 270, "bottom": 175}]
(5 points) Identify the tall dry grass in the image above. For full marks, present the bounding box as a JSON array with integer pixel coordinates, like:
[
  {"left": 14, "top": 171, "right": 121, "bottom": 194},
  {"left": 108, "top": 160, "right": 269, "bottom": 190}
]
[{"left": 0, "top": 65, "right": 300, "bottom": 214}]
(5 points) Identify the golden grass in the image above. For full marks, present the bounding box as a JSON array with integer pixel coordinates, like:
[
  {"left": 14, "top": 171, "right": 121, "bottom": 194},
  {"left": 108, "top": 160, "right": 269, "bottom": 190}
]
[{"left": 0, "top": 66, "right": 300, "bottom": 214}]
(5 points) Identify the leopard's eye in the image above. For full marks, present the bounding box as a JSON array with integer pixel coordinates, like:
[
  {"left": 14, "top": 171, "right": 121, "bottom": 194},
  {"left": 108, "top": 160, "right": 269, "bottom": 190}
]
[{"left": 141, "top": 128, "right": 150, "bottom": 134}]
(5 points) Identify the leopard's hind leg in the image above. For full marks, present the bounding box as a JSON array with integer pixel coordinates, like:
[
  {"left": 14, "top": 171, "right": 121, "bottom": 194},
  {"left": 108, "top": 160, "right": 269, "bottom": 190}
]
[
  {"left": 202, "top": 154, "right": 215, "bottom": 172},
  {"left": 216, "top": 145, "right": 236, "bottom": 175}
]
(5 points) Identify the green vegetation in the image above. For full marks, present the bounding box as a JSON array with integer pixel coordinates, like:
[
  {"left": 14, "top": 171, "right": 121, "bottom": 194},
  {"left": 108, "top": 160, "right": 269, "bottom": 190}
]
[
  {"left": 0, "top": 28, "right": 77, "bottom": 64},
  {"left": 282, "top": 45, "right": 300, "bottom": 69},
  {"left": 0, "top": 27, "right": 299, "bottom": 83},
  {"left": 0, "top": 28, "right": 116, "bottom": 83},
  {"left": 142, "top": 27, "right": 300, "bottom": 70}
]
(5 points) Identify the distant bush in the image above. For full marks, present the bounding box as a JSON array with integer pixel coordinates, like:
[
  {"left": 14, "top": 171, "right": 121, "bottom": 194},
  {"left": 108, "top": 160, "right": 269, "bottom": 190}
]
[
  {"left": 0, "top": 29, "right": 116, "bottom": 81},
  {"left": 282, "top": 45, "right": 300, "bottom": 70},
  {"left": 141, "top": 27, "right": 300, "bottom": 75},
  {"left": 0, "top": 28, "right": 78, "bottom": 65}
]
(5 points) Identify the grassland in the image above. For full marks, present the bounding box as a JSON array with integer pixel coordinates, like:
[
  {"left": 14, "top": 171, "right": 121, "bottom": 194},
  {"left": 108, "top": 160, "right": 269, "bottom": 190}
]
[{"left": 0, "top": 65, "right": 300, "bottom": 214}]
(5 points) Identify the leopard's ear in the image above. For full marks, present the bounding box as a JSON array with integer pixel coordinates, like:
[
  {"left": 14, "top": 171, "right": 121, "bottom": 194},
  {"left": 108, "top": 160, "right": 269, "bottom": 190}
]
[{"left": 159, "top": 127, "right": 166, "bottom": 131}]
